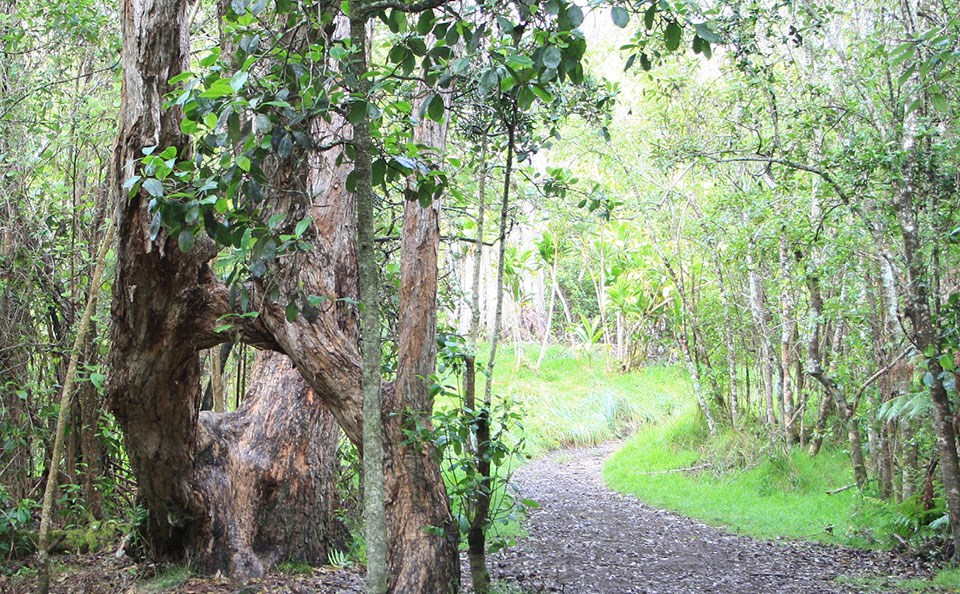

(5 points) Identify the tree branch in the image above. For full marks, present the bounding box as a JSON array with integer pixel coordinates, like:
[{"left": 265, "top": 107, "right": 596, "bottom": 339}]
[
  {"left": 360, "top": 0, "right": 452, "bottom": 17},
  {"left": 703, "top": 155, "right": 851, "bottom": 205}
]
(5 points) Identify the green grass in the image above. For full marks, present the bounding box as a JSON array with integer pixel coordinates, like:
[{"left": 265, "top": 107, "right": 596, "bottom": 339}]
[
  {"left": 930, "top": 568, "right": 960, "bottom": 591},
  {"left": 603, "top": 406, "right": 889, "bottom": 548},
  {"left": 837, "top": 568, "right": 960, "bottom": 593},
  {"left": 479, "top": 343, "right": 689, "bottom": 456},
  {"left": 138, "top": 564, "right": 192, "bottom": 591},
  {"left": 276, "top": 560, "right": 313, "bottom": 574}
]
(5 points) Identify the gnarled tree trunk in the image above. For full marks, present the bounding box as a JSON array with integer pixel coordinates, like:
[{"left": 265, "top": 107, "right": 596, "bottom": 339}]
[
  {"left": 107, "top": 0, "right": 342, "bottom": 576},
  {"left": 108, "top": 1, "right": 460, "bottom": 589}
]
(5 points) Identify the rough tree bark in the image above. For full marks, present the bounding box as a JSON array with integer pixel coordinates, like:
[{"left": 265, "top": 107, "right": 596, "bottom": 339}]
[
  {"left": 107, "top": 0, "right": 344, "bottom": 576},
  {"left": 779, "top": 234, "right": 799, "bottom": 443},
  {"left": 194, "top": 351, "right": 343, "bottom": 575},
  {"left": 716, "top": 261, "right": 739, "bottom": 427},
  {"left": 109, "top": 0, "right": 461, "bottom": 588}
]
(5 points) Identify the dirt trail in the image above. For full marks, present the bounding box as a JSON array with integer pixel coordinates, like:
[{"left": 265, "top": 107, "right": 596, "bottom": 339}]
[{"left": 487, "top": 441, "right": 930, "bottom": 594}]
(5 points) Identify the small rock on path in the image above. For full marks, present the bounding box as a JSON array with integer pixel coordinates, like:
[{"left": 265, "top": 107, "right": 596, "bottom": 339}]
[{"left": 486, "top": 441, "right": 930, "bottom": 593}]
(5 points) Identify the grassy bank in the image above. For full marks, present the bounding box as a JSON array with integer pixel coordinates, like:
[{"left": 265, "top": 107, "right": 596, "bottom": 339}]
[
  {"left": 485, "top": 344, "right": 689, "bottom": 456},
  {"left": 603, "top": 407, "right": 886, "bottom": 548}
]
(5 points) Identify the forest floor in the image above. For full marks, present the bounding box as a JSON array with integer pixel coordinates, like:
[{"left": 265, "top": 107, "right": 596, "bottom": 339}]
[
  {"left": 1, "top": 440, "right": 944, "bottom": 594},
  {"left": 483, "top": 441, "right": 940, "bottom": 594}
]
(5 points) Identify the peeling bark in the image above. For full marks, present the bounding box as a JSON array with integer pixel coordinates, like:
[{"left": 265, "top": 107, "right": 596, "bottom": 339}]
[{"left": 193, "top": 351, "right": 343, "bottom": 576}]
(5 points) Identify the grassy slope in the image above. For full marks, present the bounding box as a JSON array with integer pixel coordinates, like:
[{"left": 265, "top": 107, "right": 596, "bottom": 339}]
[
  {"left": 485, "top": 344, "right": 689, "bottom": 456},
  {"left": 602, "top": 409, "right": 882, "bottom": 548}
]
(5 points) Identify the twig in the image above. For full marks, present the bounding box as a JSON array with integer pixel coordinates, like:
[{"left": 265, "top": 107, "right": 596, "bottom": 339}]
[
  {"left": 826, "top": 484, "right": 856, "bottom": 495},
  {"left": 634, "top": 463, "right": 714, "bottom": 476}
]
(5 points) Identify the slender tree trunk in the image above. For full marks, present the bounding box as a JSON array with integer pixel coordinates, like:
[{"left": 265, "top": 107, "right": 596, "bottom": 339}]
[
  {"left": 747, "top": 234, "right": 778, "bottom": 439},
  {"left": 535, "top": 251, "right": 559, "bottom": 370},
  {"left": 902, "top": 418, "right": 918, "bottom": 500},
  {"left": 469, "top": 137, "right": 487, "bottom": 347},
  {"left": 717, "top": 262, "right": 739, "bottom": 427},
  {"left": 648, "top": 229, "right": 715, "bottom": 435},
  {"left": 37, "top": 219, "right": 114, "bottom": 594},
  {"left": 779, "top": 235, "right": 798, "bottom": 443},
  {"left": 347, "top": 10, "right": 388, "bottom": 593},
  {"left": 679, "top": 334, "right": 716, "bottom": 435},
  {"left": 808, "top": 391, "right": 832, "bottom": 456},
  {"left": 471, "top": 119, "right": 517, "bottom": 594},
  {"left": 802, "top": 263, "right": 867, "bottom": 486}
]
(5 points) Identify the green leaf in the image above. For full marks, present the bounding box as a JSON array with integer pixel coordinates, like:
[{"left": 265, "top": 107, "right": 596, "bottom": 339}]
[
  {"left": 644, "top": 4, "right": 657, "bottom": 30},
  {"left": 199, "top": 79, "right": 234, "bottom": 99},
  {"left": 479, "top": 69, "right": 499, "bottom": 96},
  {"left": 348, "top": 100, "right": 366, "bottom": 125},
  {"left": 931, "top": 92, "right": 949, "bottom": 114},
  {"left": 531, "top": 84, "right": 553, "bottom": 103},
  {"left": 267, "top": 213, "right": 285, "bottom": 230},
  {"left": 306, "top": 295, "right": 328, "bottom": 307},
  {"left": 543, "top": 46, "right": 562, "bottom": 69},
  {"left": 694, "top": 22, "right": 722, "bottom": 43},
  {"left": 940, "top": 353, "right": 956, "bottom": 372},
  {"left": 285, "top": 301, "right": 299, "bottom": 322},
  {"left": 143, "top": 178, "right": 164, "bottom": 198},
  {"left": 611, "top": 6, "right": 629, "bottom": 28},
  {"left": 89, "top": 373, "right": 105, "bottom": 391},
  {"left": 416, "top": 8, "right": 434, "bottom": 35},
  {"left": 506, "top": 54, "right": 534, "bottom": 69},
  {"left": 230, "top": 70, "right": 249, "bottom": 92},
  {"left": 372, "top": 158, "right": 386, "bottom": 186},
  {"left": 203, "top": 112, "right": 218, "bottom": 130},
  {"left": 276, "top": 131, "right": 294, "bottom": 158},
  {"left": 665, "top": 21, "right": 682, "bottom": 51},
  {"left": 427, "top": 92, "right": 445, "bottom": 122},
  {"left": 181, "top": 118, "right": 199, "bottom": 135},
  {"left": 295, "top": 217, "right": 312, "bottom": 236},
  {"left": 178, "top": 229, "right": 194, "bottom": 253},
  {"left": 564, "top": 3, "right": 584, "bottom": 28},
  {"left": 897, "top": 64, "right": 917, "bottom": 88}
]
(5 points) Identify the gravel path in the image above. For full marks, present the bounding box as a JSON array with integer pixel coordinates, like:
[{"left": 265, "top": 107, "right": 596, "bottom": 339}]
[{"left": 486, "top": 442, "right": 931, "bottom": 593}]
